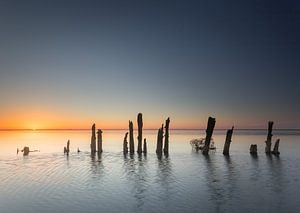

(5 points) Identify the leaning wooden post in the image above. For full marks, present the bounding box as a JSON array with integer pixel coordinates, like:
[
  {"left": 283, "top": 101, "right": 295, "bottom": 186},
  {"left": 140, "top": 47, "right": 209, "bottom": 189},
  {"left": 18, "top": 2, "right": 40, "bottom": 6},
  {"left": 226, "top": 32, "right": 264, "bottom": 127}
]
[
  {"left": 163, "top": 117, "right": 170, "bottom": 155},
  {"left": 137, "top": 113, "right": 143, "bottom": 154},
  {"left": 123, "top": 132, "right": 129, "bottom": 154},
  {"left": 97, "top": 129, "right": 103, "bottom": 154},
  {"left": 223, "top": 127, "right": 234, "bottom": 155},
  {"left": 265, "top": 121, "right": 273, "bottom": 154},
  {"left": 129, "top": 121, "right": 135, "bottom": 154},
  {"left": 156, "top": 124, "right": 164, "bottom": 154},
  {"left": 90, "top": 124, "right": 96, "bottom": 154},
  {"left": 143, "top": 138, "right": 147, "bottom": 154},
  {"left": 272, "top": 139, "right": 280, "bottom": 155},
  {"left": 202, "top": 117, "right": 216, "bottom": 155}
]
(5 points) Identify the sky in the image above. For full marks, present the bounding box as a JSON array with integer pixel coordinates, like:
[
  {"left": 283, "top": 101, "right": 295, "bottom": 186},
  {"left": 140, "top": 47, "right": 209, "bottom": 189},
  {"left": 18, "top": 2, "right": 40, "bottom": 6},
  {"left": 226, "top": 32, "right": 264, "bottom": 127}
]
[{"left": 0, "top": 0, "right": 299, "bottom": 129}]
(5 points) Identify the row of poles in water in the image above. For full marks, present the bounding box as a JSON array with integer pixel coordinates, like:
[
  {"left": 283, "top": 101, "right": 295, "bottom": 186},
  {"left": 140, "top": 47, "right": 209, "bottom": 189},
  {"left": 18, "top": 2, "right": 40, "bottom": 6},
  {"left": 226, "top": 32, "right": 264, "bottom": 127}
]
[{"left": 63, "top": 114, "right": 280, "bottom": 156}]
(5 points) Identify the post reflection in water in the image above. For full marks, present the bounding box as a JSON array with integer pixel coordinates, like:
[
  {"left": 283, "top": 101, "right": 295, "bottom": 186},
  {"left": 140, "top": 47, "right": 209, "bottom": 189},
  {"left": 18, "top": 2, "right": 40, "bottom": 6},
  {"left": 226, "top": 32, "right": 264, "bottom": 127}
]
[{"left": 122, "top": 153, "right": 149, "bottom": 210}]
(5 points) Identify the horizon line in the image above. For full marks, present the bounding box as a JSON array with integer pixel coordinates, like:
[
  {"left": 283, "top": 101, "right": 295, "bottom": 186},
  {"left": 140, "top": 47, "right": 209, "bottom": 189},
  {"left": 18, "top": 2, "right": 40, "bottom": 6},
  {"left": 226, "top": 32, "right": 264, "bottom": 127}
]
[{"left": 0, "top": 128, "right": 300, "bottom": 131}]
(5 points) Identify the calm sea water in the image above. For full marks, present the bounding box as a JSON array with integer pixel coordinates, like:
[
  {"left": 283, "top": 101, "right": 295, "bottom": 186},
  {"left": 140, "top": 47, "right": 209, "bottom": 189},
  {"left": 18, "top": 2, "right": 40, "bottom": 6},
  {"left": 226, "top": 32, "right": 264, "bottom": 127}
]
[{"left": 0, "top": 130, "right": 299, "bottom": 213}]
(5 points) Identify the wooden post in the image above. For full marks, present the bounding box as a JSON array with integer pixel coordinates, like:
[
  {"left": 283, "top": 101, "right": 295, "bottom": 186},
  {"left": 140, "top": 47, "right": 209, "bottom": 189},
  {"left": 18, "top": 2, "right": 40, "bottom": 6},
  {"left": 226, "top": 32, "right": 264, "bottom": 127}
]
[
  {"left": 143, "top": 138, "right": 147, "bottom": 154},
  {"left": 223, "top": 127, "right": 234, "bottom": 155},
  {"left": 163, "top": 117, "right": 170, "bottom": 155},
  {"left": 202, "top": 117, "right": 216, "bottom": 155},
  {"left": 23, "top": 147, "right": 30, "bottom": 156},
  {"left": 137, "top": 113, "right": 143, "bottom": 154},
  {"left": 64, "top": 140, "right": 70, "bottom": 155},
  {"left": 265, "top": 121, "right": 273, "bottom": 154},
  {"left": 129, "top": 121, "right": 135, "bottom": 154},
  {"left": 97, "top": 129, "right": 103, "bottom": 154},
  {"left": 250, "top": 144, "right": 257, "bottom": 155},
  {"left": 90, "top": 124, "right": 96, "bottom": 154},
  {"left": 156, "top": 124, "right": 164, "bottom": 154},
  {"left": 123, "top": 132, "right": 129, "bottom": 154},
  {"left": 272, "top": 139, "right": 280, "bottom": 155}
]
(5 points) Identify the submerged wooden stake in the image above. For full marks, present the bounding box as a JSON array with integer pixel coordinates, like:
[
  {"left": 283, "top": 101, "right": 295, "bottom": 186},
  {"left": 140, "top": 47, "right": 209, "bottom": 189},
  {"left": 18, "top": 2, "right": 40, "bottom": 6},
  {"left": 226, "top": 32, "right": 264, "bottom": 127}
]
[
  {"left": 143, "top": 138, "right": 147, "bottom": 154},
  {"left": 137, "top": 113, "right": 143, "bottom": 154},
  {"left": 250, "top": 144, "right": 257, "bottom": 155},
  {"left": 202, "top": 117, "right": 216, "bottom": 155},
  {"left": 123, "top": 132, "right": 129, "bottom": 154},
  {"left": 97, "top": 129, "right": 103, "bottom": 154},
  {"left": 129, "top": 121, "right": 135, "bottom": 154},
  {"left": 163, "top": 117, "right": 170, "bottom": 155},
  {"left": 272, "top": 139, "right": 280, "bottom": 155},
  {"left": 223, "top": 127, "right": 234, "bottom": 155},
  {"left": 156, "top": 124, "right": 164, "bottom": 154},
  {"left": 90, "top": 124, "right": 96, "bottom": 154},
  {"left": 265, "top": 121, "right": 273, "bottom": 154}
]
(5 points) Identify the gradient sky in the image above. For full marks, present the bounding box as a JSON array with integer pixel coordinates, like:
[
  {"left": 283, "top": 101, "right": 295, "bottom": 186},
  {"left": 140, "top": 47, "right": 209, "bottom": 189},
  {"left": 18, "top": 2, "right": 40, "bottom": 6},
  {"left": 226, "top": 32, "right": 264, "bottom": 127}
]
[{"left": 0, "top": 0, "right": 299, "bottom": 129}]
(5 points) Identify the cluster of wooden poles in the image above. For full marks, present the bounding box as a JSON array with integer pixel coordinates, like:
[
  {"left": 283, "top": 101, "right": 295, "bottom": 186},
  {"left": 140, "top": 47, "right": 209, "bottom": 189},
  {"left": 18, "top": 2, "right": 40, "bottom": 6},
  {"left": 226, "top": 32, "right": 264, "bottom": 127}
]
[
  {"left": 202, "top": 117, "right": 280, "bottom": 156},
  {"left": 62, "top": 115, "right": 281, "bottom": 157},
  {"left": 83, "top": 113, "right": 170, "bottom": 156}
]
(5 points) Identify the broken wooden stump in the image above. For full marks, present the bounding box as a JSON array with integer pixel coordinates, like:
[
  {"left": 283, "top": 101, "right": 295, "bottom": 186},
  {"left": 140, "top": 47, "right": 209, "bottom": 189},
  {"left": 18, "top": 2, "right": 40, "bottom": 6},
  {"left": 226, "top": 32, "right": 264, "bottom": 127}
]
[
  {"left": 163, "top": 117, "right": 170, "bottom": 155},
  {"left": 123, "top": 132, "right": 129, "bottom": 154},
  {"left": 64, "top": 140, "right": 70, "bottom": 155},
  {"left": 137, "top": 113, "right": 143, "bottom": 154},
  {"left": 22, "top": 146, "right": 30, "bottom": 156},
  {"left": 156, "top": 124, "right": 164, "bottom": 154},
  {"left": 129, "top": 121, "right": 135, "bottom": 154},
  {"left": 97, "top": 129, "right": 103, "bottom": 154},
  {"left": 272, "top": 139, "right": 280, "bottom": 155},
  {"left": 223, "top": 127, "right": 234, "bottom": 156},
  {"left": 265, "top": 121, "right": 273, "bottom": 154},
  {"left": 143, "top": 138, "right": 147, "bottom": 154},
  {"left": 202, "top": 117, "right": 216, "bottom": 155},
  {"left": 90, "top": 124, "right": 97, "bottom": 154},
  {"left": 250, "top": 144, "right": 258, "bottom": 155}
]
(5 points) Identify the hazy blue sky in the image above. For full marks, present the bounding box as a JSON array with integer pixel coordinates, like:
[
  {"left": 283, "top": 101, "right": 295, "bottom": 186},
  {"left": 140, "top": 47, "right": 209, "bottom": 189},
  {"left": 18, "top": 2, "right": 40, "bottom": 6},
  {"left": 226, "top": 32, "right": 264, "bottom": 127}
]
[{"left": 0, "top": 0, "right": 299, "bottom": 129}]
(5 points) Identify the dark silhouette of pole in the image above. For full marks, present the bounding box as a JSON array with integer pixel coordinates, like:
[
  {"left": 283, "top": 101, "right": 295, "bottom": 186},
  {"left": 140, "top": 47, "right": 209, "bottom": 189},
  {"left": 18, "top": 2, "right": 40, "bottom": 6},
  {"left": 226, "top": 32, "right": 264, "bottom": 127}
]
[
  {"left": 143, "top": 138, "right": 147, "bottom": 154},
  {"left": 156, "top": 124, "right": 164, "bottom": 154},
  {"left": 163, "top": 117, "right": 170, "bottom": 155},
  {"left": 250, "top": 144, "right": 257, "bottom": 155},
  {"left": 137, "top": 113, "right": 143, "bottom": 154},
  {"left": 272, "top": 139, "right": 280, "bottom": 155},
  {"left": 223, "top": 127, "right": 234, "bottom": 155},
  {"left": 265, "top": 121, "right": 273, "bottom": 154},
  {"left": 129, "top": 121, "right": 134, "bottom": 154},
  {"left": 97, "top": 129, "right": 103, "bottom": 154},
  {"left": 90, "top": 124, "right": 96, "bottom": 154},
  {"left": 202, "top": 117, "right": 216, "bottom": 155},
  {"left": 123, "top": 132, "right": 129, "bottom": 154}
]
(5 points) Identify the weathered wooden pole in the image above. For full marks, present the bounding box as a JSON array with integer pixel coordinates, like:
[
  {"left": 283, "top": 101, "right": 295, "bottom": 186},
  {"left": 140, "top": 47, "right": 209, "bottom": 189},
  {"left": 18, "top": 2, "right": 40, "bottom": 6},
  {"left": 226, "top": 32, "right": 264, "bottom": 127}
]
[
  {"left": 137, "top": 113, "right": 143, "bottom": 154},
  {"left": 156, "top": 124, "right": 164, "bottom": 154},
  {"left": 265, "top": 121, "right": 273, "bottom": 154},
  {"left": 64, "top": 140, "right": 70, "bottom": 155},
  {"left": 223, "top": 127, "right": 234, "bottom": 155},
  {"left": 202, "top": 117, "right": 216, "bottom": 155},
  {"left": 250, "top": 144, "right": 257, "bottom": 155},
  {"left": 97, "top": 129, "right": 103, "bottom": 154},
  {"left": 163, "top": 117, "right": 170, "bottom": 155},
  {"left": 90, "top": 124, "right": 96, "bottom": 154},
  {"left": 143, "top": 138, "right": 147, "bottom": 154},
  {"left": 123, "top": 132, "right": 129, "bottom": 154},
  {"left": 272, "top": 139, "right": 280, "bottom": 155},
  {"left": 129, "top": 121, "right": 135, "bottom": 154}
]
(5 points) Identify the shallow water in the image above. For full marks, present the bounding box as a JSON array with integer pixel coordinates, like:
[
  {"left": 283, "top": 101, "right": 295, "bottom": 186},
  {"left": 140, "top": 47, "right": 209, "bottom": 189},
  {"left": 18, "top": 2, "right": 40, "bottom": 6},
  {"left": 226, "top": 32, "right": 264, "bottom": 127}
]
[{"left": 0, "top": 130, "right": 299, "bottom": 213}]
